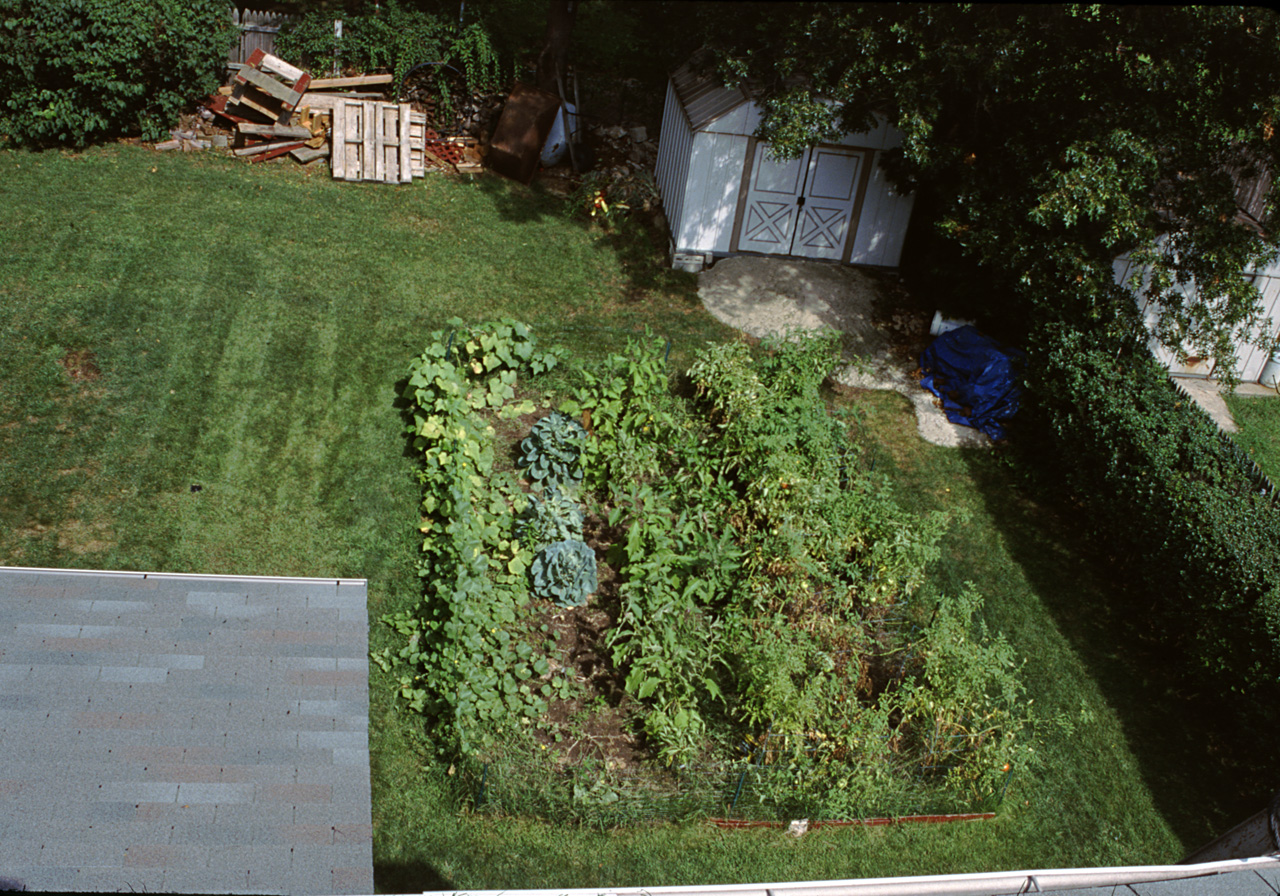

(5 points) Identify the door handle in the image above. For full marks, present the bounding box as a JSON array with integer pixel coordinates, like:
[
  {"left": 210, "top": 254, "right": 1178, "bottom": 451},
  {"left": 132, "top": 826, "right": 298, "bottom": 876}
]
[{"left": 797, "top": 196, "right": 806, "bottom": 207}]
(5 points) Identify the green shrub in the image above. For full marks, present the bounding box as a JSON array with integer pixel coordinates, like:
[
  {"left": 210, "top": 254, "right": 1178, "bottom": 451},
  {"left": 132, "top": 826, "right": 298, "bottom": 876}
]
[
  {"left": 275, "top": 2, "right": 500, "bottom": 111},
  {"left": 1030, "top": 323, "right": 1280, "bottom": 692},
  {"left": 0, "top": 0, "right": 232, "bottom": 146}
]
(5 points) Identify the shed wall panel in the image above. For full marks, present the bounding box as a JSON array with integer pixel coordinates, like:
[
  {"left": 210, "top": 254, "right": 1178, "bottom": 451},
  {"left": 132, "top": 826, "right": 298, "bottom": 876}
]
[
  {"left": 678, "top": 133, "right": 749, "bottom": 254},
  {"left": 704, "top": 102, "right": 751, "bottom": 137},
  {"left": 848, "top": 154, "right": 914, "bottom": 266},
  {"left": 835, "top": 115, "right": 894, "bottom": 150},
  {"left": 656, "top": 80, "right": 694, "bottom": 249}
]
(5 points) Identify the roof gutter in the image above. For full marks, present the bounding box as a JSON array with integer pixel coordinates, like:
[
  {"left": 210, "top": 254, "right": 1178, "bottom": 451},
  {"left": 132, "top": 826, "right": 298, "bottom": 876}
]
[
  {"left": 0, "top": 564, "right": 366, "bottom": 587},
  {"left": 415, "top": 855, "right": 1280, "bottom": 896}
]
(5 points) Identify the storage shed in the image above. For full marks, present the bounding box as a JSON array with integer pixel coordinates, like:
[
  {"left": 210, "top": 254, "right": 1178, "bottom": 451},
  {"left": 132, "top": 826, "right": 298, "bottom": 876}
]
[{"left": 655, "top": 54, "right": 915, "bottom": 272}]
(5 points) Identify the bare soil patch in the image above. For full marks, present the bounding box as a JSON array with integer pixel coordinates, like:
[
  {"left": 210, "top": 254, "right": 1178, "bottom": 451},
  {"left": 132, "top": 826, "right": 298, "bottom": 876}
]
[{"left": 59, "top": 348, "right": 100, "bottom": 382}]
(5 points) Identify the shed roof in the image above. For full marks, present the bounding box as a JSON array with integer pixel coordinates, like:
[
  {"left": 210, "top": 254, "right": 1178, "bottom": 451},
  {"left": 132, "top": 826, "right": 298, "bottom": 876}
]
[
  {"left": 670, "top": 51, "right": 751, "bottom": 132},
  {"left": 0, "top": 566, "right": 373, "bottom": 895}
]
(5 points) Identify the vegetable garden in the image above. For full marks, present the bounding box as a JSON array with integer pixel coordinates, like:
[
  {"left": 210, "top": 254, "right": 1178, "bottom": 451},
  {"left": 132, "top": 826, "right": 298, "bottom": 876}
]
[{"left": 377, "top": 319, "right": 1037, "bottom": 824}]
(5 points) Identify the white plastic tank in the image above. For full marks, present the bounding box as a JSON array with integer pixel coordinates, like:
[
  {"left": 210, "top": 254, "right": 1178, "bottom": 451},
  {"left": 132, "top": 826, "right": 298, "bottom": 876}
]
[
  {"left": 1260, "top": 353, "right": 1280, "bottom": 390},
  {"left": 540, "top": 101, "right": 579, "bottom": 166}
]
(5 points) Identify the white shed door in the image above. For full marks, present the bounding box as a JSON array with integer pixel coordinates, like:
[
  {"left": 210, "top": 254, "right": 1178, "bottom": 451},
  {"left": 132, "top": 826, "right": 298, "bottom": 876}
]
[
  {"left": 738, "top": 144, "right": 863, "bottom": 261},
  {"left": 793, "top": 148, "right": 862, "bottom": 261}
]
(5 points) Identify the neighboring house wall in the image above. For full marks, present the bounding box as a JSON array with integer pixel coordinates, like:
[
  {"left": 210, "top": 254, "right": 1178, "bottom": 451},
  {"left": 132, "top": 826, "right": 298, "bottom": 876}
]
[
  {"left": 1114, "top": 249, "right": 1280, "bottom": 383},
  {"left": 655, "top": 59, "right": 915, "bottom": 271}
]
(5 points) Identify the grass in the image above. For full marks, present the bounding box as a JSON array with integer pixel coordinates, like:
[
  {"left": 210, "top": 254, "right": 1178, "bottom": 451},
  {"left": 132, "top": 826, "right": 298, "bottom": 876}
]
[
  {"left": 0, "top": 143, "right": 1259, "bottom": 890},
  {"left": 1225, "top": 391, "right": 1280, "bottom": 484}
]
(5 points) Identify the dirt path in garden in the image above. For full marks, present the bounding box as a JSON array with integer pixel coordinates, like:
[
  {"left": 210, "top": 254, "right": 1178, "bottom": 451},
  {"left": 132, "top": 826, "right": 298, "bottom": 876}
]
[{"left": 698, "top": 256, "right": 991, "bottom": 447}]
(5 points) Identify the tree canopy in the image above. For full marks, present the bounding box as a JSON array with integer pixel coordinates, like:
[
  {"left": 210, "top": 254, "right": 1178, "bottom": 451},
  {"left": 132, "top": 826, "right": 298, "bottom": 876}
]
[{"left": 714, "top": 5, "right": 1280, "bottom": 379}]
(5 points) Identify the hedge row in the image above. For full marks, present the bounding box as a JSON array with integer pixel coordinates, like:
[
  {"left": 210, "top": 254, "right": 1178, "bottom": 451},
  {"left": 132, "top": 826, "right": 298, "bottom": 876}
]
[
  {"left": 1030, "top": 323, "right": 1280, "bottom": 693},
  {"left": 0, "top": 0, "right": 231, "bottom": 147}
]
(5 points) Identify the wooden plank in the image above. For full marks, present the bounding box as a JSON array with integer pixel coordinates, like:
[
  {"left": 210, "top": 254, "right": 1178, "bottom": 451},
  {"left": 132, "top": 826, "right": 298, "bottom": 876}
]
[
  {"left": 234, "top": 139, "right": 302, "bottom": 157},
  {"left": 307, "top": 74, "right": 394, "bottom": 90},
  {"left": 235, "top": 66, "right": 296, "bottom": 105},
  {"left": 362, "top": 102, "right": 376, "bottom": 182},
  {"left": 345, "top": 100, "right": 365, "bottom": 181},
  {"left": 298, "top": 93, "right": 339, "bottom": 112},
  {"left": 259, "top": 52, "right": 305, "bottom": 84},
  {"left": 238, "top": 122, "right": 312, "bottom": 140},
  {"left": 231, "top": 92, "right": 283, "bottom": 121},
  {"left": 399, "top": 103, "right": 413, "bottom": 182},
  {"left": 374, "top": 102, "right": 388, "bottom": 183},
  {"left": 331, "top": 102, "right": 346, "bottom": 179},
  {"left": 249, "top": 141, "right": 305, "bottom": 162},
  {"left": 291, "top": 145, "right": 330, "bottom": 163}
]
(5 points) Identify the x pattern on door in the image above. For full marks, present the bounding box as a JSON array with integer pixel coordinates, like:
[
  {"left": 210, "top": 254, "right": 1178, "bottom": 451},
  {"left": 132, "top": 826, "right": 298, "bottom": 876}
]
[{"left": 743, "top": 201, "right": 795, "bottom": 247}]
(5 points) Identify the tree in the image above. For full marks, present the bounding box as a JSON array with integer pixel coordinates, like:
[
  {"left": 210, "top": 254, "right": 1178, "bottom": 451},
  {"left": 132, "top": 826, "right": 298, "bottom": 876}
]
[
  {"left": 714, "top": 5, "right": 1280, "bottom": 381},
  {"left": 535, "top": 0, "right": 576, "bottom": 93}
]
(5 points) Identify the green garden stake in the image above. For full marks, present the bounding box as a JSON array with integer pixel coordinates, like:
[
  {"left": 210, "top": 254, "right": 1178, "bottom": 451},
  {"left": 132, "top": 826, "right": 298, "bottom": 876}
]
[
  {"left": 445, "top": 330, "right": 456, "bottom": 364},
  {"left": 664, "top": 338, "right": 671, "bottom": 365},
  {"left": 476, "top": 762, "right": 488, "bottom": 809},
  {"left": 730, "top": 766, "right": 748, "bottom": 811},
  {"left": 997, "top": 767, "right": 1013, "bottom": 806}
]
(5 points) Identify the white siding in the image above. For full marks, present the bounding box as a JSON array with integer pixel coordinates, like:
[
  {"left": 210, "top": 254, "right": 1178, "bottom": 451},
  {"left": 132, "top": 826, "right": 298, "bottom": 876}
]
[
  {"left": 835, "top": 114, "right": 895, "bottom": 151},
  {"left": 677, "top": 133, "right": 749, "bottom": 254},
  {"left": 1114, "top": 248, "right": 1280, "bottom": 382},
  {"left": 1237, "top": 274, "right": 1280, "bottom": 382},
  {"left": 655, "top": 80, "right": 694, "bottom": 249},
  {"left": 847, "top": 153, "right": 915, "bottom": 267}
]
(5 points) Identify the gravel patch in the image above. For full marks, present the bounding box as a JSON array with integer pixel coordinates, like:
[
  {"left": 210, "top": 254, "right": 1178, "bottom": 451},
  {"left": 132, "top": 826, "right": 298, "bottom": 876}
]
[{"left": 698, "top": 255, "right": 991, "bottom": 448}]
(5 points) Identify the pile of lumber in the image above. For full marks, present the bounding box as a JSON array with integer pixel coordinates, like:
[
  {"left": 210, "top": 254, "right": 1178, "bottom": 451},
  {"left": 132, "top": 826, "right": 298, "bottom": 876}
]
[
  {"left": 207, "top": 49, "right": 330, "bottom": 164},
  {"left": 199, "top": 50, "right": 484, "bottom": 179}
]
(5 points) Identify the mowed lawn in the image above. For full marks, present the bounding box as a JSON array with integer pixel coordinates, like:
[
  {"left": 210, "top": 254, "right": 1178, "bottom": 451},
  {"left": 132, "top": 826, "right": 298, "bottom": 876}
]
[
  {"left": 1226, "top": 391, "right": 1280, "bottom": 484},
  {"left": 1, "top": 143, "right": 1247, "bottom": 889}
]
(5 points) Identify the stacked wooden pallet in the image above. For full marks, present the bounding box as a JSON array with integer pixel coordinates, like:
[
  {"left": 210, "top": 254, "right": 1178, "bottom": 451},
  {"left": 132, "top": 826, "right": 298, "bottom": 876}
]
[
  {"left": 227, "top": 49, "right": 309, "bottom": 123},
  {"left": 330, "top": 100, "right": 421, "bottom": 183}
]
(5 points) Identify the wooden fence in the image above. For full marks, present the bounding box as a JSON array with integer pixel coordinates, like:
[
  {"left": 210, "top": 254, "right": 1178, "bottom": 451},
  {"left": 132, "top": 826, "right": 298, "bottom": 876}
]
[{"left": 229, "top": 8, "right": 294, "bottom": 67}]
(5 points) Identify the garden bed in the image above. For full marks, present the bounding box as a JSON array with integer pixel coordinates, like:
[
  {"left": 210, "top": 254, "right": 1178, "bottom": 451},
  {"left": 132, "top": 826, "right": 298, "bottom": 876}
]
[{"left": 378, "top": 318, "right": 1037, "bottom": 825}]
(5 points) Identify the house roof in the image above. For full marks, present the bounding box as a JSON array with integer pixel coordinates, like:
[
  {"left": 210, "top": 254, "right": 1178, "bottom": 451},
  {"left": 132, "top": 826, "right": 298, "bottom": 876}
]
[{"left": 0, "top": 566, "right": 373, "bottom": 895}]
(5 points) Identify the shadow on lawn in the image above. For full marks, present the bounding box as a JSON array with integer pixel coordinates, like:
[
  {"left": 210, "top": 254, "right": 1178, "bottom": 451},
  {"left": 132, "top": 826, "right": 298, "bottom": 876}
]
[
  {"left": 958, "top": 447, "right": 1280, "bottom": 852},
  {"left": 467, "top": 171, "right": 699, "bottom": 308},
  {"left": 375, "top": 859, "right": 454, "bottom": 892}
]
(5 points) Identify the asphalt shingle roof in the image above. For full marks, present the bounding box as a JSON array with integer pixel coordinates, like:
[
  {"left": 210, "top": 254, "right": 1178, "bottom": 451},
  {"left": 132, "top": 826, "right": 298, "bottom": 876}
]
[{"left": 0, "top": 566, "right": 373, "bottom": 895}]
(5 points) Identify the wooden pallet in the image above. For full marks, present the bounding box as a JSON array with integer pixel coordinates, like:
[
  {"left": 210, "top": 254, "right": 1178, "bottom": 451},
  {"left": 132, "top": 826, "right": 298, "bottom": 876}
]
[
  {"left": 227, "top": 49, "right": 310, "bottom": 124},
  {"left": 331, "top": 100, "right": 421, "bottom": 183}
]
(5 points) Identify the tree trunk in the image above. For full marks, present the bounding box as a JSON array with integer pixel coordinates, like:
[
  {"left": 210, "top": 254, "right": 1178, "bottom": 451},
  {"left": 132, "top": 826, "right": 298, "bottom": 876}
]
[{"left": 536, "top": 0, "right": 576, "bottom": 94}]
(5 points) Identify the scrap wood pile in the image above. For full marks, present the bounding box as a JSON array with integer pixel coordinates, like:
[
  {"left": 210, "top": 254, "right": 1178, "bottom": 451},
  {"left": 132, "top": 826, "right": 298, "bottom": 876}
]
[{"left": 155, "top": 48, "right": 481, "bottom": 181}]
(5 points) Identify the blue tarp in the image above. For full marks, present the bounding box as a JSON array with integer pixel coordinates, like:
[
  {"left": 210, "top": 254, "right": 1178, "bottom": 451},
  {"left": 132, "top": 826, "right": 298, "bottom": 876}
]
[{"left": 918, "top": 326, "right": 1024, "bottom": 440}]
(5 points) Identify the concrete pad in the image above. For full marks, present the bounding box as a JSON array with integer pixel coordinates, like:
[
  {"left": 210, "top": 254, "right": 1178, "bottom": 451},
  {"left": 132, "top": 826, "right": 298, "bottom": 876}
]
[
  {"left": 699, "top": 255, "right": 992, "bottom": 448},
  {"left": 1172, "top": 376, "right": 1278, "bottom": 434}
]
